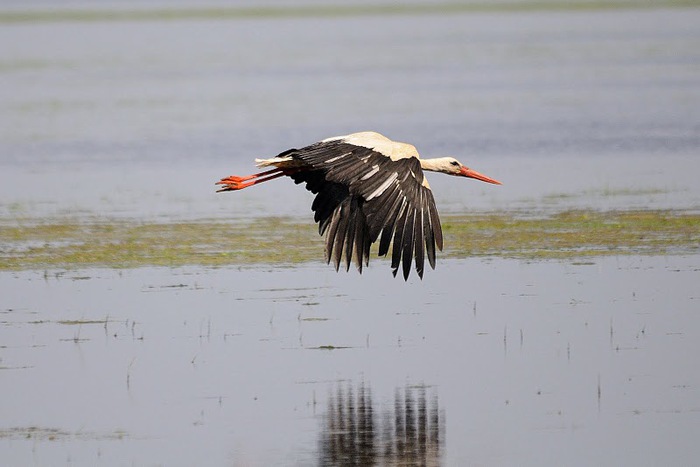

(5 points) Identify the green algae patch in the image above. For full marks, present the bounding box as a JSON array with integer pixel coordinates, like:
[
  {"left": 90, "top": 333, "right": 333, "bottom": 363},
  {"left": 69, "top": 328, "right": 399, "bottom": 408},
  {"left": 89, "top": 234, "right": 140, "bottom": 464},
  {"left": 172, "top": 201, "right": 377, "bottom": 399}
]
[
  {"left": 1, "top": 1, "right": 697, "bottom": 24},
  {"left": 441, "top": 210, "right": 700, "bottom": 259},
  {"left": 1, "top": 210, "right": 698, "bottom": 271},
  {"left": 0, "top": 217, "right": 321, "bottom": 270}
]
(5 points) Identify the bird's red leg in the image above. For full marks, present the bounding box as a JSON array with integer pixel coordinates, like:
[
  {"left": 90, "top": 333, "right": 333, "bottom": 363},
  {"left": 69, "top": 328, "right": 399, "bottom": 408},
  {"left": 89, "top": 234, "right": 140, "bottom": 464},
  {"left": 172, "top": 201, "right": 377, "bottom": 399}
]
[
  {"left": 217, "top": 168, "right": 281, "bottom": 184},
  {"left": 216, "top": 168, "right": 287, "bottom": 192}
]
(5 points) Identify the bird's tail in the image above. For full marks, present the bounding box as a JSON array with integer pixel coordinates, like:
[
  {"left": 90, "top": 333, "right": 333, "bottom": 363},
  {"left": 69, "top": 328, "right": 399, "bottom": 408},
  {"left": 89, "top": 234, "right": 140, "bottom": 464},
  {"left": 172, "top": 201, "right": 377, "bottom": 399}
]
[{"left": 255, "top": 156, "right": 295, "bottom": 168}]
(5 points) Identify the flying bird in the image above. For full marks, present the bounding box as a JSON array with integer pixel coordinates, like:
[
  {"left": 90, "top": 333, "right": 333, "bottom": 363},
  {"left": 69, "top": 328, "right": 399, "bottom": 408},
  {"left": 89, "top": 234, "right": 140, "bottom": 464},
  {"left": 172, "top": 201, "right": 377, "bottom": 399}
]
[{"left": 216, "top": 131, "right": 501, "bottom": 280}]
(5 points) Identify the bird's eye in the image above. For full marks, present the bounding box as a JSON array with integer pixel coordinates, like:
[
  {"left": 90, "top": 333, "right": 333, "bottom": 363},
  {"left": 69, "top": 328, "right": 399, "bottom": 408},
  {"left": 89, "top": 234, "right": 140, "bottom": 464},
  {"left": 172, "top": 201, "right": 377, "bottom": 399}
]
[{"left": 450, "top": 161, "right": 459, "bottom": 166}]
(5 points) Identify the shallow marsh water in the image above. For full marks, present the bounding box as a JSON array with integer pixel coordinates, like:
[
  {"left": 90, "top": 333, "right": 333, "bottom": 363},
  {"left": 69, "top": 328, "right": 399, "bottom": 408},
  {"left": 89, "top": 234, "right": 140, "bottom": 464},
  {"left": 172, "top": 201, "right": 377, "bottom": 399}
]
[
  {"left": 2, "top": 2, "right": 700, "bottom": 466},
  {"left": 2, "top": 256, "right": 700, "bottom": 465}
]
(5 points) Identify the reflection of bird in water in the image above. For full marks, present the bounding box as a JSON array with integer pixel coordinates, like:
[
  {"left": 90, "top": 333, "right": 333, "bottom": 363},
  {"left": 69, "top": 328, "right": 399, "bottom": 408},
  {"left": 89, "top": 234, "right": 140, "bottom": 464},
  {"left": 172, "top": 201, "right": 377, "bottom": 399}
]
[
  {"left": 216, "top": 131, "right": 501, "bottom": 279},
  {"left": 318, "top": 382, "right": 443, "bottom": 466}
]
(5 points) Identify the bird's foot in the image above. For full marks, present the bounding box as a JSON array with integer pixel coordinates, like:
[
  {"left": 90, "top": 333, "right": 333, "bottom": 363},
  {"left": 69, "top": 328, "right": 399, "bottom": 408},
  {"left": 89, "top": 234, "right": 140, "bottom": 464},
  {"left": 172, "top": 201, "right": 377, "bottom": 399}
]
[{"left": 215, "top": 177, "right": 255, "bottom": 192}]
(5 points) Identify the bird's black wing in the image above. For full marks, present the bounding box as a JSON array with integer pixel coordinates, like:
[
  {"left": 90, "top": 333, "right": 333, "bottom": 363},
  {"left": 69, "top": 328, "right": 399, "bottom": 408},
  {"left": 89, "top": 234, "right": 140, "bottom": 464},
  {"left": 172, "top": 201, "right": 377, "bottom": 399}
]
[{"left": 286, "top": 140, "right": 443, "bottom": 280}]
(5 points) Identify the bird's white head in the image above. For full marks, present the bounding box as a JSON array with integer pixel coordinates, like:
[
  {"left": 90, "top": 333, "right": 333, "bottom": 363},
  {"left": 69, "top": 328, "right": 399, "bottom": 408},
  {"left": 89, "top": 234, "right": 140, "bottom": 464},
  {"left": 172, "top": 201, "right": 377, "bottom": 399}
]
[{"left": 422, "top": 157, "right": 502, "bottom": 185}]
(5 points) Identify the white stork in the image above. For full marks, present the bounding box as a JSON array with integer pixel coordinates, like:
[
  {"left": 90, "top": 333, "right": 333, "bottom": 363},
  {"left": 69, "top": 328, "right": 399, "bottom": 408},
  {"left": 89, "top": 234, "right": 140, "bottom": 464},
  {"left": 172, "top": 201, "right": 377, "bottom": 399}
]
[{"left": 216, "top": 131, "right": 501, "bottom": 280}]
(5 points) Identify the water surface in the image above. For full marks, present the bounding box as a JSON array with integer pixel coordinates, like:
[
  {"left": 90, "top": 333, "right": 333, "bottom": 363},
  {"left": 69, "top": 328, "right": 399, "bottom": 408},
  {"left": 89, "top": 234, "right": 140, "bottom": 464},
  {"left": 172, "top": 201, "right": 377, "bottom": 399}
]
[
  {"left": 1, "top": 5, "right": 699, "bottom": 220},
  {"left": 2, "top": 256, "right": 699, "bottom": 465}
]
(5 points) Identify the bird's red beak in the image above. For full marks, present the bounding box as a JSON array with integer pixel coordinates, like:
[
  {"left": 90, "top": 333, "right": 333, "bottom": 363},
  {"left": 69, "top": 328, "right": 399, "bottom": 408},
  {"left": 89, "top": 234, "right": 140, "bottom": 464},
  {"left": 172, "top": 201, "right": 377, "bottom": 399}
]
[{"left": 460, "top": 166, "right": 502, "bottom": 185}]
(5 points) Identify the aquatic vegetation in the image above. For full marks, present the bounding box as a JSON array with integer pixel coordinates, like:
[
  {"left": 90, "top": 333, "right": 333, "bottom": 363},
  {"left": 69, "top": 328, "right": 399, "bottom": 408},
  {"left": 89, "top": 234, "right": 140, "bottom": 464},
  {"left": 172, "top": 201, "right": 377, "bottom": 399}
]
[
  {"left": 0, "top": 426, "right": 128, "bottom": 441},
  {"left": 442, "top": 210, "right": 700, "bottom": 259},
  {"left": 0, "top": 1, "right": 695, "bottom": 24},
  {"left": 311, "top": 345, "right": 353, "bottom": 350},
  {"left": 0, "top": 210, "right": 697, "bottom": 270}
]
